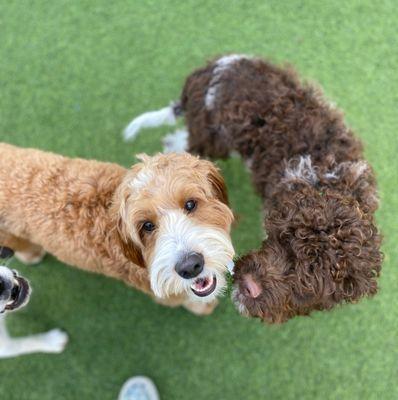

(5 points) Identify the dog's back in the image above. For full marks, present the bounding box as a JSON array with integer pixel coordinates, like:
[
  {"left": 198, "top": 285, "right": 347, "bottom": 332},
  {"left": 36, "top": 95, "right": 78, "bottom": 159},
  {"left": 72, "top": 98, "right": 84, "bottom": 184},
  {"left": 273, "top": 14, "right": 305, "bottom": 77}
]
[
  {"left": 0, "top": 143, "right": 130, "bottom": 275},
  {"left": 180, "top": 57, "right": 364, "bottom": 198}
]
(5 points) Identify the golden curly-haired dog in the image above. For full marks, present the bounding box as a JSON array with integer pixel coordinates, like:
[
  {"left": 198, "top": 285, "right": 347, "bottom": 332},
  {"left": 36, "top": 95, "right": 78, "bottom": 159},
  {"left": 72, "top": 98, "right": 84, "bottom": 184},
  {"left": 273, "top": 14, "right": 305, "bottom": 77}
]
[{"left": 0, "top": 143, "right": 234, "bottom": 315}]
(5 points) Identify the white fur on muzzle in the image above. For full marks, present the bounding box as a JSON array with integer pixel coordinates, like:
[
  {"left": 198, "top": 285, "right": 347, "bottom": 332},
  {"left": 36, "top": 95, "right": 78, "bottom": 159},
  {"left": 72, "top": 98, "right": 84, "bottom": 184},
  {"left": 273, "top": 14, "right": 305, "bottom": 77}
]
[{"left": 149, "top": 210, "right": 234, "bottom": 302}]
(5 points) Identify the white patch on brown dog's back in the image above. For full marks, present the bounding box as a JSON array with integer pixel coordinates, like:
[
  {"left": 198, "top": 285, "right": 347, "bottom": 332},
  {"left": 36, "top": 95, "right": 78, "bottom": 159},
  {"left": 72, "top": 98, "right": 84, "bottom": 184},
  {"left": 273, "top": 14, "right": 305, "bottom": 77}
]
[
  {"left": 285, "top": 155, "right": 318, "bottom": 185},
  {"left": 205, "top": 54, "right": 250, "bottom": 109},
  {"left": 324, "top": 171, "right": 338, "bottom": 179},
  {"left": 351, "top": 160, "right": 368, "bottom": 179},
  {"left": 324, "top": 160, "right": 369, "bottom": 181}
]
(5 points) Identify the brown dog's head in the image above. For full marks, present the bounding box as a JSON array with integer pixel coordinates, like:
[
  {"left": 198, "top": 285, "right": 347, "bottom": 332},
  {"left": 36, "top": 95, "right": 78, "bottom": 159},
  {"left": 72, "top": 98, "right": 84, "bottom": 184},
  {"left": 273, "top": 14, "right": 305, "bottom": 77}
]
[
  {"left": 233, "top": 156, "right": 382, "bottom": 323},
  {"left": 112, "top": 153, "right": 235, "bottom": 302}
]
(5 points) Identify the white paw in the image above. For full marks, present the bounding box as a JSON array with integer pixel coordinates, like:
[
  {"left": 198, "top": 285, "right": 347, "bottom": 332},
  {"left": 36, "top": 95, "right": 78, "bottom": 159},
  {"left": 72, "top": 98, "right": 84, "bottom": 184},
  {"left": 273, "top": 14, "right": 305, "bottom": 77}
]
[
  {"left": 162, "top": 129, "right": 188, "bottom": 153},
  {"left": 15, "top": 248, "right": 46, "bottom": 265},
  {"left": 42, "top": 329, "right": 69, "bottom": 353},
  {"left": 184, "top": 299, "right": 219, "bottom": 316}
]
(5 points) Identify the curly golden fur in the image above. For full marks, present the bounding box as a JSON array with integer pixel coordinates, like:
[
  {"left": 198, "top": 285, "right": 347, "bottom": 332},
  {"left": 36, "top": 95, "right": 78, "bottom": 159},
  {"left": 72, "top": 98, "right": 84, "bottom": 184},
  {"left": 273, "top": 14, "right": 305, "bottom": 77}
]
[
  {"left": 0, "top": 143, "right": 234, "bottom": 315},
  {"left": 126, "top": 55, "right": 383, "bottom": 323}
]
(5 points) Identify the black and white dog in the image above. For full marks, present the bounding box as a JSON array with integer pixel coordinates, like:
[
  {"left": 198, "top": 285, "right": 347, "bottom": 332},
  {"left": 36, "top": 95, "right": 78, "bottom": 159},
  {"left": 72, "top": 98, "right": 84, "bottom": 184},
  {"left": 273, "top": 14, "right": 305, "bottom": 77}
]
[{"left": 0, "top": 247, "right": 68, "bottom": 358}]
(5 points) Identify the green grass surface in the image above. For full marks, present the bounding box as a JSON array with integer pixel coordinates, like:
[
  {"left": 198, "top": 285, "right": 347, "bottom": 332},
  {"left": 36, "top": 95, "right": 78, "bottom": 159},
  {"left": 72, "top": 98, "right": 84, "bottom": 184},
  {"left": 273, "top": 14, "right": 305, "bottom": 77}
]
[{"left": 0, "top": 1, "right": 397, "bottom": 399}]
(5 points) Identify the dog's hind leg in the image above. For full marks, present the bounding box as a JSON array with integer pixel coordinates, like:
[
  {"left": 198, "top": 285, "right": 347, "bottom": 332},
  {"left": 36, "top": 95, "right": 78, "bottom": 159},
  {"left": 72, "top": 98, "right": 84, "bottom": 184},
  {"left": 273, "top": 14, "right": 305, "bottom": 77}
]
[
  {"left": 162, "top": 128, "right": 189, "bottom": 153},
  {"left": 0, "top": 229, "right": 46, "bottom": 265}
]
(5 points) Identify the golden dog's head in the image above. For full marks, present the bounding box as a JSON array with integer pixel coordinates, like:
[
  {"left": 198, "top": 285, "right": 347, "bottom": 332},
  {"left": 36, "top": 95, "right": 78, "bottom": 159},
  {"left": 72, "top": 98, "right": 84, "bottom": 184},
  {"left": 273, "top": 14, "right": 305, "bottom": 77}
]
[{"left": 113, "top": 153, "right": 234, "bottom": 302}]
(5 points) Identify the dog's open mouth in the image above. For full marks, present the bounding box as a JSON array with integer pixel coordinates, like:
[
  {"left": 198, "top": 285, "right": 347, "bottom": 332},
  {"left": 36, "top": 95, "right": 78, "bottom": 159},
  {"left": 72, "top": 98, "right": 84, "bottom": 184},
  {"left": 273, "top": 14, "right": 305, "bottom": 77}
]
[
  {"left": 190, "top": 275, "right": 217, "bottom": 297},
  {"left": 5, "top": 273, "right": 30, "bottom": 311}
]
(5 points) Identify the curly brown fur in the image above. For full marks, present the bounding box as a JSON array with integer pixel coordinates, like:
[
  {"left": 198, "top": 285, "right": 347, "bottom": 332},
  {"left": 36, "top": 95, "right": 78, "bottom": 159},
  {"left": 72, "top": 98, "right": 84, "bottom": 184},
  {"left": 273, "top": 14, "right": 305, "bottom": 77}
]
[
  {"left": 182, "top": 56, "right": 382, "bottom": 323},
  {"left": 126, "top": 55, "right": 382, "bottom": 322}
]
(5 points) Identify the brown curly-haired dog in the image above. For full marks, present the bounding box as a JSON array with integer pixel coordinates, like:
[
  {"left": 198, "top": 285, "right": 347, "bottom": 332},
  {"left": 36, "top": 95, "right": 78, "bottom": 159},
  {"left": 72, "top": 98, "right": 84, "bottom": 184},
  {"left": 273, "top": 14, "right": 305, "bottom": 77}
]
[
  {"left": 125, "top": 54, "right": 382, "bottom": 323},
  {"left": 0, "top": 143, "right": 234, "bottom": 315}
]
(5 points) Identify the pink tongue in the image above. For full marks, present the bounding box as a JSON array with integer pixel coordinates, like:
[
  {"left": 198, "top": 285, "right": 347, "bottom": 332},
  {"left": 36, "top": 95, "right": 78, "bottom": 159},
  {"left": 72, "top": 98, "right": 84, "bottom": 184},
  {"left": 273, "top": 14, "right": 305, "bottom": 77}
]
[{"left": 195, "top": 278, "right": 208, "bottom": 290}]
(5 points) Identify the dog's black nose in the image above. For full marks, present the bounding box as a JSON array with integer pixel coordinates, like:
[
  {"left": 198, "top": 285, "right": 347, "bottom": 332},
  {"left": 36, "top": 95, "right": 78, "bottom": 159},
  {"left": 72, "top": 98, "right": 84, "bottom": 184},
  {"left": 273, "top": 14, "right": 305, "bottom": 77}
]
[
  {"left": 0, "top": 247, "right": 14, "bottom": 259},
  {"left": 175, "top": 252, "right": 204, "bottom": 279}
]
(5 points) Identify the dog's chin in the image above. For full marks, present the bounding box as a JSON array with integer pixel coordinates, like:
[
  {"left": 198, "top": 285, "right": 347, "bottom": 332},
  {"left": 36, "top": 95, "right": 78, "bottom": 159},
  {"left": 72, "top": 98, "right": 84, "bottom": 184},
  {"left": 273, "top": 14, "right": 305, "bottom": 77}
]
[
  {"left": 231, "top": 285, "right": 261, "bottom": 317},
  {"left": 5, "top": 274, "right": 30, "bottom": 312},
  {"left": 231, "top": 286, "right": 249, "bottom": 316}
]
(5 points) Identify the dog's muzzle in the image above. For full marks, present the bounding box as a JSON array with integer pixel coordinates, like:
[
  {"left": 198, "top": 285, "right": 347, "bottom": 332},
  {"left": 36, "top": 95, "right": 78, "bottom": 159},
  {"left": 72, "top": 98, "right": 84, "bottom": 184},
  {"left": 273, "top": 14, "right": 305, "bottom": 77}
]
[
  {"left": 0, "top": 271, "right": 30, "bottom": 312},
  {"left": 175, "top": 252, "right": 218, "bottom": 297}
]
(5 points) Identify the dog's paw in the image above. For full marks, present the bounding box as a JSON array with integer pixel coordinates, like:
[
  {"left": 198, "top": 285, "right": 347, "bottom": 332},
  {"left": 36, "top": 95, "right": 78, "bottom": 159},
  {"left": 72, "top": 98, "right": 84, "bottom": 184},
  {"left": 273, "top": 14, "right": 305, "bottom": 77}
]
[
  {"left": 15, "top": 248, "right": 46, "bottom": 265},
  {"left": 183, "top": 299, "right": 219, "bottom": 316},
  {"left": 41, "top": 329, "right": 69, "bottom": 353}
]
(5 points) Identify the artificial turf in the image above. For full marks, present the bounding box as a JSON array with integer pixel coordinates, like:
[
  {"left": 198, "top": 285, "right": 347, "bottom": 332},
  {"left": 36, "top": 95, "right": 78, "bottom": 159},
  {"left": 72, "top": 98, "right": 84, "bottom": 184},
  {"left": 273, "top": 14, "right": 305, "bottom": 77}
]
[{"left": 0, "top": 1, "right": 397, "bottom": 399}]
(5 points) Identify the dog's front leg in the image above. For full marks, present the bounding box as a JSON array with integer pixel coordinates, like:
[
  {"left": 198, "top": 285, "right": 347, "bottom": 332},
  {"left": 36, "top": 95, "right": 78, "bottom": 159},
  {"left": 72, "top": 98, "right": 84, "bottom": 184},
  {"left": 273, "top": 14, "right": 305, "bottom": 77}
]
[
  {"left": 153, "top": 295, "right": 218, "bottom": 316},
  {"left": 0, "top": 314, "right": 9, "bottom": 340},
  {"left": 0, "top": 316, "right": 68, "bottom": 359},
  {"left": 182, "top": 299, "right": 219, "bottom": 316}
]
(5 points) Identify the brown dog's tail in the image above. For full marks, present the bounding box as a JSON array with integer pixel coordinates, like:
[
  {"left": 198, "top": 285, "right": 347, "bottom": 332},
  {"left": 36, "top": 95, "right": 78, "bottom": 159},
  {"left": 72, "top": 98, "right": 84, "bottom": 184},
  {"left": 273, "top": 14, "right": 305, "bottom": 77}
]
[{"left": 123, "top": 101, "right": 182, "bottom": 142}]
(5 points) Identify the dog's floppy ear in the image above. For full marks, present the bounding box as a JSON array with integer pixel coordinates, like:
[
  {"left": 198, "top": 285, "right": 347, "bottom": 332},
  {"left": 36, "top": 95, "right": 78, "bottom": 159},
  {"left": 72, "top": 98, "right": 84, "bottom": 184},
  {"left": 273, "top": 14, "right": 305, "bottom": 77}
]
[
  {"left": 115, "top": 226, "right": 145, "bottom": 268},
  {"left": 206, "top": 163, "right": 229, "bottom": 205},
  {"left": 112, "top": 174, "right": 146, "bottom": 268}
]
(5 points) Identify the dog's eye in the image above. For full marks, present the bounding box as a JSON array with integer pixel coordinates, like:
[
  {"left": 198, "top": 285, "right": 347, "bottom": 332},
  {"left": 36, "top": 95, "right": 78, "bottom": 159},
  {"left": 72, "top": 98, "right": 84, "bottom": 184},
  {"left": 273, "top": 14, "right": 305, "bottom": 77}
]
[
  {"left": 184, "top": 200, "right": 197, "bottom": 213},
  {"left": 142, "top": 221, "right": 155, "bottom": 232}
]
